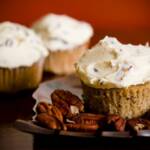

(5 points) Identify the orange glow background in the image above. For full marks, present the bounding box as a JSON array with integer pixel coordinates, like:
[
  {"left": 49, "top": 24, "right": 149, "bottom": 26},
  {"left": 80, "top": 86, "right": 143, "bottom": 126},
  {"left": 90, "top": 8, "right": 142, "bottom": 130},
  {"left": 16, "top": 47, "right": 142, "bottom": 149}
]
[{"left": 0, "top": 0, "right": 150, "bottom": 44}]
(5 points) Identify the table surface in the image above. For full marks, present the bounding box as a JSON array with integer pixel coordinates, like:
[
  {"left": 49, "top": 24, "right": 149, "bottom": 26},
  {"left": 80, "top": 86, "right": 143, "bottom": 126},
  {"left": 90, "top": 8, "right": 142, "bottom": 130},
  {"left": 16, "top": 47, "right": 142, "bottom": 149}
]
[{"left": 1, "top": 30, "right": 150, "bottom": 150}]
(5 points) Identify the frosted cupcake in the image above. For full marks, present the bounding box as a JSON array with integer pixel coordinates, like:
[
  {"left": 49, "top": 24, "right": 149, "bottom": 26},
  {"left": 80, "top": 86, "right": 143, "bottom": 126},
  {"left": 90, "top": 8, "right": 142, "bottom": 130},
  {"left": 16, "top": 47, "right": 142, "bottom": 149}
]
[
  {"left": 0, "top": 22, "right": 48, "bottom": 92},
  {"left": 75, "top": 36, "right": 150, "bottom": 119},
  {"left": 32, "top": 13, "right": 93, "bottom": 75}
]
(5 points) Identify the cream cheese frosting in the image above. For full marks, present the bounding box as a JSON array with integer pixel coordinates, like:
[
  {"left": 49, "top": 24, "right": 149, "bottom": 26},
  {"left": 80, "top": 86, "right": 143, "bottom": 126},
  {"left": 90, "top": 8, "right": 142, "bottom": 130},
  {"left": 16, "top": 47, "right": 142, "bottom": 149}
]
[
  {"left": 75, "top": 36, "right": 150, "bottom": 89},
  {"left": 0, "top": 22, "right": 48, "bottom": 68},
  {"left": 32, "top": 13, "right": 93, "bottom": 51}
]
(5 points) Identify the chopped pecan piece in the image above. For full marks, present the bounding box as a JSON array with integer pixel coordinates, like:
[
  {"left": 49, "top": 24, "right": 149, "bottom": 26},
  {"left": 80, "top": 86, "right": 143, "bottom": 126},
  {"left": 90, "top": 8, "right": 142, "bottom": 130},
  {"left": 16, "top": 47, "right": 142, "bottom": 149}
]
[
  {"left": 127, "top": 118, "right": 150, "bottom": 132},
  {"left": 36, "top": 102, "right": 63, "bottom": 123},
  {"left": 36, "top": 113, "right": 62, "bottom": 130},
  {"left": 65, "top": 123, "right": 99, "bottom": 132},
  {"left": 70, "top": 113, "right": 105, "bottom": 125},
  {"left": 51, "top": 89, "right": 84, "bottom": 118},
  {"left": 106, "top": 114, "right": 126, "bottom": 132}
]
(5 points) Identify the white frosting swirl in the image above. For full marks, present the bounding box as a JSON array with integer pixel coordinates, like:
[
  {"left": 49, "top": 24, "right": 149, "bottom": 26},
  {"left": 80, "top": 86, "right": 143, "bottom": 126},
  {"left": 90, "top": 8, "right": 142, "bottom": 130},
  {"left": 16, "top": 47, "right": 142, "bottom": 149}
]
[
  {"left": 0, "top": 22, "right": 48, "bottom": 68},
  {"left": 75, "top": 36, "right": 150, "bottom": 88},
  {"left": 32, "top": 13, "right": 93, "bottom": 51}
]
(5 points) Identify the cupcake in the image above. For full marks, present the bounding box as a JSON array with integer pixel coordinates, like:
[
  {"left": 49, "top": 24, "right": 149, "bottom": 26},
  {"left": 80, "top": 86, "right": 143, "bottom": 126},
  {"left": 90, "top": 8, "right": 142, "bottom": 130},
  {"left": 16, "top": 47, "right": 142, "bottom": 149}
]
[
  {"left": 0, "top": 22, "right": 48, "bottom": 92},
  {"left": 32, "top": 13, "right": 93, "bottom": 75},
  {"left": 75, "top": 36, "right": 150, "bottom": 119}
]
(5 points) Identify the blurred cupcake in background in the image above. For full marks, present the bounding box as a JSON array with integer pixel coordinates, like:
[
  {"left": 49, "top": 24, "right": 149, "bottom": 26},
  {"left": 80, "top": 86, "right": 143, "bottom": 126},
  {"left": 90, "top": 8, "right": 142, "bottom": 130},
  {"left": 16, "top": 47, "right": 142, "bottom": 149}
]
[
  {"left": 0, "top": 22, "right": 48, "bottom": 92},
  {"left": 32, "top": 13, "right": 93, "bottom": 75}
]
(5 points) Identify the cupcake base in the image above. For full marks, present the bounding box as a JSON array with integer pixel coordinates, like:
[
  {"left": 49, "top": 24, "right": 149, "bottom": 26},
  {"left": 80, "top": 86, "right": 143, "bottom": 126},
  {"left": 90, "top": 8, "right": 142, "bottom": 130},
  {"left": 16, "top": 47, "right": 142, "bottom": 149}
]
[
  {"left": 0, "top": 59, "right": 44, "bottom": 92},
  {"left": 44, "top": 42, "right": 89, "bottom": 75},
  {"left": 82, "top": 82, "right": 150, "bottom": 119}
]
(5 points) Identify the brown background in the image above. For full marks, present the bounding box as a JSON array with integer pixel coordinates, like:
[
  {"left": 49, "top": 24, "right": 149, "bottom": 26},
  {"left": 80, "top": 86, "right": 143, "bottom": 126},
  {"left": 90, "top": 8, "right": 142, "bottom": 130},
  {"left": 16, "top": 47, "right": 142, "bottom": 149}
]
[{"left": 0, "top": 0, "right": 150, "bottom": 44}]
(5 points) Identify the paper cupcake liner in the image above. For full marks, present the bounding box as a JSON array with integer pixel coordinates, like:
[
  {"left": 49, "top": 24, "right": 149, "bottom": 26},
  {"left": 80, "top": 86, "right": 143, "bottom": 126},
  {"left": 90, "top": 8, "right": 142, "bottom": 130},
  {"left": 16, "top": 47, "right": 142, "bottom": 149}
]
[
  {"left": 44, "top": 41, "right": 90, "bottom": 75},
  {"left": 0, "top": 59, "right": 44, "bottom": 92},
  {"left": 82, "top": 82, "right": 150, "bottom": 119}
]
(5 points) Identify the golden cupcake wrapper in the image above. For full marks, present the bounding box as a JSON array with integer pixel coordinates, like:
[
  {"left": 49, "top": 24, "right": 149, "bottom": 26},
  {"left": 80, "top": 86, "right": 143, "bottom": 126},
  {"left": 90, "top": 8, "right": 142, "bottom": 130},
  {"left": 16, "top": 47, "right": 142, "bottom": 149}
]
[
  {"left": 44, "top": 41, "right": 90, "bottom": 75},
  {"left": 82, "top": 82, "right": 150, "bottom": 119},
  {"left": 0, "top": 59, "right": 44, "bottom": 92}
]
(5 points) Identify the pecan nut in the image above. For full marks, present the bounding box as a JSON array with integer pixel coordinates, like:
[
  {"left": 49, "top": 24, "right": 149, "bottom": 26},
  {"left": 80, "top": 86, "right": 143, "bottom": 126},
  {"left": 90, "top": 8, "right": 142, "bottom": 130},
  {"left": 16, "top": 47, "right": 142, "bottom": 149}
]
[
  {"left": 65, "top": 113, "right": 105, "bottom": 132},
  {"left": 36, "top": 101, "right": 50, "bottom": 113},
  {"left": 106, "top": 114, "right": 126, "bottom": 132},
  {"left": 127, "top": 118, "right": 150, "bottom": 132},
  {"left": 65, "top": 123, "right": 99, "bottom": 132},
  {"left": 36, "top": 102, "right": 63, "bottom": 123},
  {"left": 36, "top": 113, "right": 62, "bottom": 130},
  {"left": 51, "top": 89, "right": 84, "bottom": 118},
  {"left": 70, "top": 113, "right": 105, "bottom": 125}
]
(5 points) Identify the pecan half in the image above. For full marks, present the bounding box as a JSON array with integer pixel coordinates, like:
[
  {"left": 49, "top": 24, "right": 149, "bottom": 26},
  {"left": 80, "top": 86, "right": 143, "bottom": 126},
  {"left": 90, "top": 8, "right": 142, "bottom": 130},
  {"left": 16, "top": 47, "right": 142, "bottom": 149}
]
[
  {"left": 36, "top": 102, "right": 63, "bottom": 123},
  {"left": 51, "top": 89, "right": 84, "bottom": 118},
  {"left": 127, "top": 118, "right": 150, "bottom": 132},
  {"left": 70, "top": 113, "right": 105, "bottom": 125},
  {"left": 36, "top": 101, "right": 50, "bottom": 113},
  {"left": 36, "top": 113, "right": 62, "bottom": 130},
  {"left": 65, "top": 113, "right": 105, "bottom": 132},
  {"left": 65, "top": 123, "right": 99, "bottom": 132},
  {"left": 106, "top": 114, "right": 126, "bottom": 132}
]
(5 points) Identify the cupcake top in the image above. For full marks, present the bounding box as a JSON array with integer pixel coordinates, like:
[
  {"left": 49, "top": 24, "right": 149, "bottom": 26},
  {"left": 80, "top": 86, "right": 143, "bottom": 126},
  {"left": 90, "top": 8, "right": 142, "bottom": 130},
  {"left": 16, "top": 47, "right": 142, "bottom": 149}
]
[
  {"left": 75, "top": 36, "right": 150, "bottom": 89},
  {"left": 32, "top": 13, "right": 93, "bottom": 51},
  {"left": 0, "top": 22, "right": 48, "bottom": 68}
]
